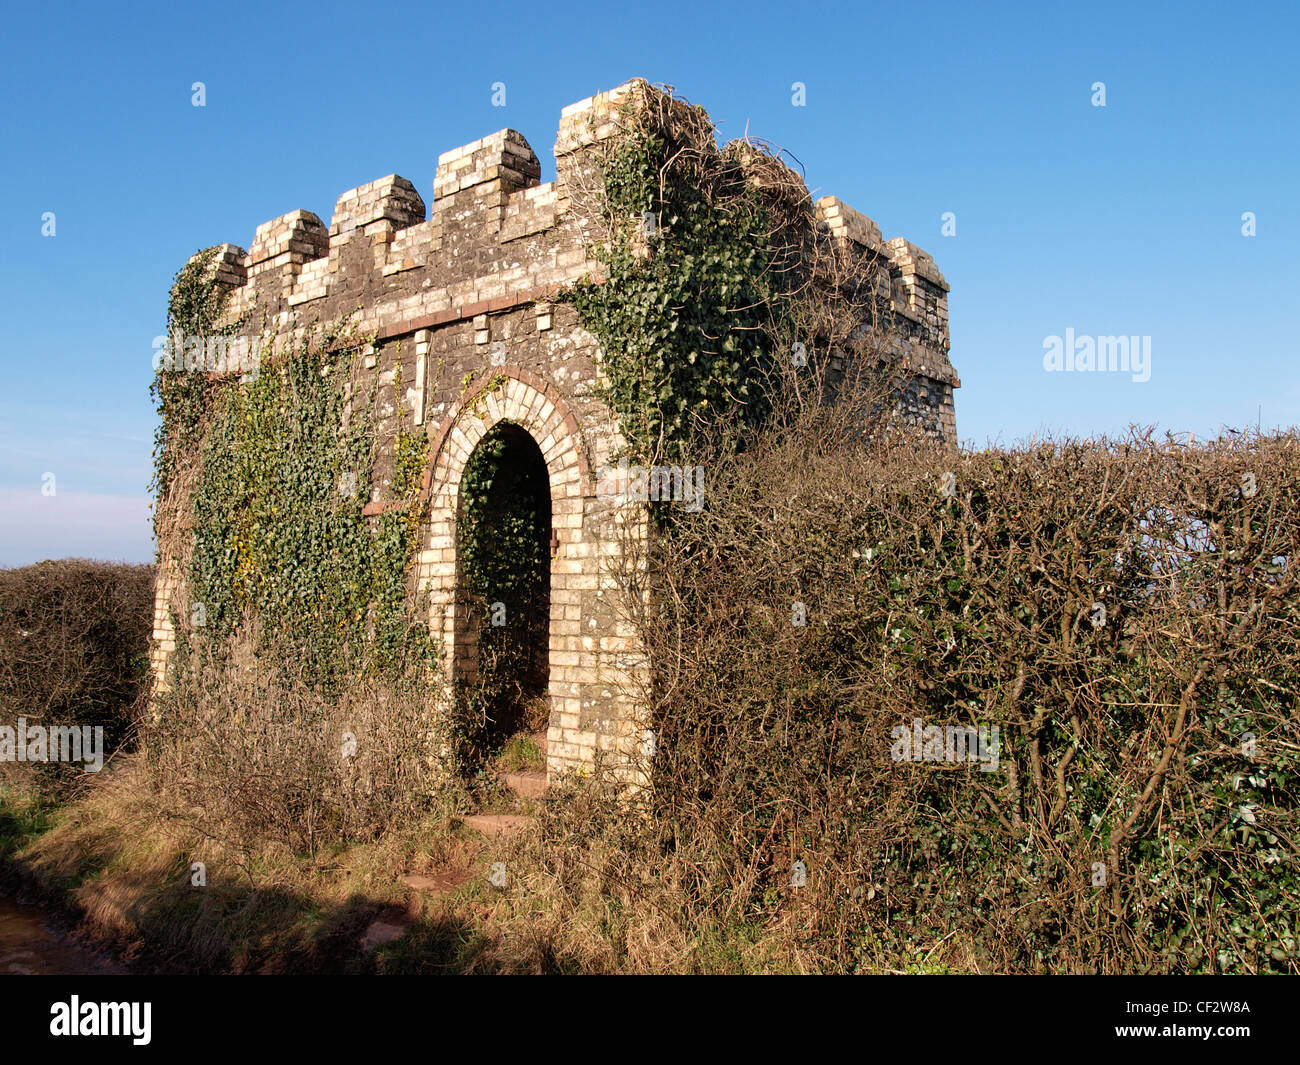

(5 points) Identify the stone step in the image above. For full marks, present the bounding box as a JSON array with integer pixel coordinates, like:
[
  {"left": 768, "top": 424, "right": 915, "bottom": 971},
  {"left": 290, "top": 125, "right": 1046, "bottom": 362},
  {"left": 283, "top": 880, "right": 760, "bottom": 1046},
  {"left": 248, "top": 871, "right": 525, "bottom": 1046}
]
[
  {"left": 462, "top": 813, "right": 530, "bottom": 837},
  {"left": 401, "top": 872, "right": 470, "bottom": 893},
  {"left": 360, "top": 918, "right": 410, "bottom": 952},
  {"left": 498, "top": 769, "right": 547, "bottom": 800},
  {"left": 400, "top": 869, "right": 473, "bottom": 915}
]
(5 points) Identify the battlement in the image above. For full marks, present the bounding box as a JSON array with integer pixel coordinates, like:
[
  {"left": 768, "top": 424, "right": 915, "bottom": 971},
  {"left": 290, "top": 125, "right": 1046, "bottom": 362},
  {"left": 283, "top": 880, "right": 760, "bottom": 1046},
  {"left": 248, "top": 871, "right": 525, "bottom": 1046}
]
[
  {"left": 331, "top": 175, "right": 426, "bottom": 240},
  {"left": 814, "top": 197, "right": 947, "bottom": 290},
  {"left": 433, "top": 129, "right": 540, "bottom": 201},
  {"left": 246, "top": 209, "right": 328, "bottom": 283},
  {"left": 554, "top": 79, "right": 664, "bottom": 156},
  {"left": 183, "top": 78, "right": 954, "bottom": 389},
  {"left": 815, "top": 196, "right": 884, "bottom": 251}
]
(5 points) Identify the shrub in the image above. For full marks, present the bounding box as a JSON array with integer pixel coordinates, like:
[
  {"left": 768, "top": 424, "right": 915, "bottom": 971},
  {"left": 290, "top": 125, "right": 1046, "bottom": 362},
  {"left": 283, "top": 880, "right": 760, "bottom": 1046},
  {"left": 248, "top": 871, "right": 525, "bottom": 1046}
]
[
  {"left": 0, "top": 559, "right": 154, "bottom": 794},
  {"left": 609, "top": 382, "right": 1300, "bottom": 973},
  {"left": 146, "top": 626, "right": 444, "bottom": 856}
]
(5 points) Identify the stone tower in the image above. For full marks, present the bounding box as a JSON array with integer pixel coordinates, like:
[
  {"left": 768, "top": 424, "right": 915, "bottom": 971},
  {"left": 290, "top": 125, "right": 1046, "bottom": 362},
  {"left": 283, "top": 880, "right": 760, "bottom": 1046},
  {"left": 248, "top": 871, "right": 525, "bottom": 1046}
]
[{"left": 149, "top": 79, "right": 959, "bottom": 785}]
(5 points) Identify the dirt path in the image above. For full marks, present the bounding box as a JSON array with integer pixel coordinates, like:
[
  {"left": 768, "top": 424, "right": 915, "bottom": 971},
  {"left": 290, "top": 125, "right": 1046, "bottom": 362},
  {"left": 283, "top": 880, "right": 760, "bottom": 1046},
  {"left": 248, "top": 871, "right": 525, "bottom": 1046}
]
[{"left": 0, "top": 893, "right": 127, "bottom": 975}]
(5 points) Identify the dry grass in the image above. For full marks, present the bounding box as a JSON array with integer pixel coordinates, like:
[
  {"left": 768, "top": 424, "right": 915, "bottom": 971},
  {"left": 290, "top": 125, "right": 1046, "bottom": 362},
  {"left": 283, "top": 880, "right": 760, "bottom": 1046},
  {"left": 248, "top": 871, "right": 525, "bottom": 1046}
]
[{"left": 2, "top": 758, "right": 797, "bottom": 973}]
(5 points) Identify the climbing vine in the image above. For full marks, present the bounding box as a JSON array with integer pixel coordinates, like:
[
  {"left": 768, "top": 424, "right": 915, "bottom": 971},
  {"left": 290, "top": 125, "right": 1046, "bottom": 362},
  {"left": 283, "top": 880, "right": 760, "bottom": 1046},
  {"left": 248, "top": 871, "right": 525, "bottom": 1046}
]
[
  {"left": 565, "top": 90, "right": 825, "bottom": 465},
  {"left": 151, "top": 250, "right": 436, "bottom": 693},
  {"left": 150, "top": 247, "right": 243, "bottom": 532},
  {"left": 182, "top": 326, "right": 434, "bottom": 689}
]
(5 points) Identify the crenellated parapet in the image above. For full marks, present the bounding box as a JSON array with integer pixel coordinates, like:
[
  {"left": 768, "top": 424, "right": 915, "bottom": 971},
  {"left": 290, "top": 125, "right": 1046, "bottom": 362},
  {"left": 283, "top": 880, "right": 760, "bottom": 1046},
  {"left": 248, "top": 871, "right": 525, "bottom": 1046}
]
[
  {"left": 246, "top": 209, "right": 328, "bottom": 283},
  {"left": 433, "top": 129, "right": 540, "bottom": 202},
  {"left": 177, "top": 78, "right": 958, "bottom": 452},
  {"left": 196, "top": 125, "right": 589, "bottom": 342},
  {"left": 332, "top": 174, "right": 426, "bottom": 240},
  {"left": 813, "top": 196, "right": 957, "bottom": 398},
  {"left": 184, "top": 80, "right": 955, "bottom": 407}
]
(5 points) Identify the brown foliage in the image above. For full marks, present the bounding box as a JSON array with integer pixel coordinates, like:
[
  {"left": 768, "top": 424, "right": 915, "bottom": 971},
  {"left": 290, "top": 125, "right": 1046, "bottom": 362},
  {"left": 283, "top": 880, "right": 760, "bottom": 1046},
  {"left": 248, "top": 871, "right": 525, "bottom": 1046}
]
[
  {"left": 0, "top": 559, "right": 155, "bottom": 791},
  {"left": 596, "top": 381, "right": 1300, "bottom": 972},
  {"left": 144, "top": 626, "right": 447, "bottom": 857}
]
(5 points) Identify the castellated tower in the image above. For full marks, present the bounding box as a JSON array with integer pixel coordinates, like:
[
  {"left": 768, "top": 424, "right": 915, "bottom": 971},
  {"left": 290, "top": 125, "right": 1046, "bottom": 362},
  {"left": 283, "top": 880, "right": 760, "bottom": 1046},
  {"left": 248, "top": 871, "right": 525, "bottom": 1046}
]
[{"left": 149, "top": 78, "right": 959, "bottom": 786}]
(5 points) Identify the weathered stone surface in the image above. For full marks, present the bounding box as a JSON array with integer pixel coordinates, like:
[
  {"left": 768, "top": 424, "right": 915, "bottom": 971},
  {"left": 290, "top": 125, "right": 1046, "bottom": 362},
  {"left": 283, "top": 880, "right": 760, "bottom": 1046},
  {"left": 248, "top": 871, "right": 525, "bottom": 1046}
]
[
  {"left": 360, "top": 919, "right": 409, "bottom": 951},
  {"left": 499, "top": 770, "right": 548, "bottom": 800}
]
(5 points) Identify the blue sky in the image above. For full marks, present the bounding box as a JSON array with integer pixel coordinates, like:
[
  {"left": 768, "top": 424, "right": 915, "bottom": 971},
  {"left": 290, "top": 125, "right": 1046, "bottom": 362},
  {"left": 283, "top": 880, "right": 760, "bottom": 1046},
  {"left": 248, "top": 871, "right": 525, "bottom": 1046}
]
[{"left": 1, "top": 0, "right": 1296, "bottom": 565}]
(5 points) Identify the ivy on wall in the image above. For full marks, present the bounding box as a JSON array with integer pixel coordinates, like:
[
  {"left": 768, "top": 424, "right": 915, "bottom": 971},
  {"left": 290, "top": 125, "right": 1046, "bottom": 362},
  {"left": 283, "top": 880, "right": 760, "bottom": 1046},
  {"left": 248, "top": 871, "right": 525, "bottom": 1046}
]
[
  {"left": 565, "top": 96, "right": 804, "bottom": 465},
  {"left": 155, "top": 253, "right": 435, "bottom": 692},
  {"left": 150, "top": 248, "right": 241, "bottom": 523}
]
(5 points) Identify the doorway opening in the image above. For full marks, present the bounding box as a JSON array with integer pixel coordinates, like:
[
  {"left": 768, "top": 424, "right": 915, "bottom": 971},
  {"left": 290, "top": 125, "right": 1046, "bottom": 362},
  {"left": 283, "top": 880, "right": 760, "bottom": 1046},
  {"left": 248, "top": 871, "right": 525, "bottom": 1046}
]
[{"left": 455, "top": 420, "right": 551, "bottom": 761}]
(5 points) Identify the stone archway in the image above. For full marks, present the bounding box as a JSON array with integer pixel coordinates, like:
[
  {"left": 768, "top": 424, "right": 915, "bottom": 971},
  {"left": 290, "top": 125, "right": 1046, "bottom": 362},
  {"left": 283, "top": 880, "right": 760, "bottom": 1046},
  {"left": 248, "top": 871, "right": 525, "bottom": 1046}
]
[{"left": 415, "top": 368, "right": 591, "bottom": 781}]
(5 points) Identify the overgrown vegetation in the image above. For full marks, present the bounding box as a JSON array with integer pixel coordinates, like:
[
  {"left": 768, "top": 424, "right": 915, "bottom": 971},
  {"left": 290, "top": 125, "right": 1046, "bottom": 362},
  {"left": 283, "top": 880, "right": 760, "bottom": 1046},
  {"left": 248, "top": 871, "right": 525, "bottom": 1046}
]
[
  {"left": 145, "top": 254, "right": 444, "bottom": 853},
  {"left": 606, "top": 384, "right": 1300, "bottom": 974},
  {"left": 0, "top": 560, "right": 154, "bottom": 795},
  {"left": 565, "top": 83, "right": 892, "bottom": 466},
  {"left": 545, "top": 85, "right": 1300, "bottom": 974},
  {"left": 181, "top": 325, "right": 433, "bottom": 687},
  {"left": 150, "top": 246, "right": 236, "bottom": 527}
]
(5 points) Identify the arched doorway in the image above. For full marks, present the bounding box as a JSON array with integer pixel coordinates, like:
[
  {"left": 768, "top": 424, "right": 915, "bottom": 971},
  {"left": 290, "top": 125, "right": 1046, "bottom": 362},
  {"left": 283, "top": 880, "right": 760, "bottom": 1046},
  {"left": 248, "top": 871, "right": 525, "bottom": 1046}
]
[
  {"left": 415, "top": 368, "right": 606, "bottom": 784},
  {"left": 455, "top": 420, "right": 552, "bottom": 758}
]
